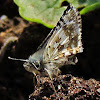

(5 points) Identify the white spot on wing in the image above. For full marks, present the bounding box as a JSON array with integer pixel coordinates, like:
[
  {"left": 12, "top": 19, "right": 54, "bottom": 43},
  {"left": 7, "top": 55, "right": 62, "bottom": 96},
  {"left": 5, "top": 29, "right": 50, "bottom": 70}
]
[
  {"left": 78, "top": 34, "right": 81, "bottom": 40},
  {"left": 71, "top": 44, "right": 74, "bottom": 49},
  {"left": 72, "top": 49, "right": 76, "bottom": 54},
  {"left": 79, "top": 47, "right": 83, "bottom": 53},
  {"left": 54, "top": 56, "right": 59, "bottom": 60},
  {"left": 62, "top": 49, "right": 71, "bottom": 56},
  {"left": 53, "top": 42, "right": 59, "bottom": 48},
  {"left": 65, "top": 51, "right": 71, "bottom": 56},
  {"left": 78, "top": 40, "right": 82, "bottom": 47}
]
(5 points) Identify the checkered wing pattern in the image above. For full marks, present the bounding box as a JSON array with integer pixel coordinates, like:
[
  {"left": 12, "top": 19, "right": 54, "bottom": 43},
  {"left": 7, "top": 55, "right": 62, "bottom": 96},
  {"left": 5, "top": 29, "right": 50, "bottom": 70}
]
[{"left": 43, "top": 4, "right": 83, "bottom": 66}]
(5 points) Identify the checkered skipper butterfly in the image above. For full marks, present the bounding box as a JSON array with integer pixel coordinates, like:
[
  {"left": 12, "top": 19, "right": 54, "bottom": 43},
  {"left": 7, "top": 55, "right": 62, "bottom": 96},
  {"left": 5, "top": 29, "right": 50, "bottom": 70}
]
[{"left": 9, "top": 4, "right": 83, "bottom": 80}]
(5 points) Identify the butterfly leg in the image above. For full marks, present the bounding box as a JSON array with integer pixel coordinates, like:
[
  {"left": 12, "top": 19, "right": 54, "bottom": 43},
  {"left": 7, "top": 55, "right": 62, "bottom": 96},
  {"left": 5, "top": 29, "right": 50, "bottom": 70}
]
[
  {"left": 35, "top": 75, "right": 41, "bottom": 86},
  {"left": 44, "top": 63, "right": 61, "bottom": 79},
  {"left": 44, "top": 67, "right": 56, "bottom": 92},
  {"left": 44, "top": 64, "right": 61, "bottom": 93},
  {"left": 31, "top": 71, "right": 41, "bottom": 87}
]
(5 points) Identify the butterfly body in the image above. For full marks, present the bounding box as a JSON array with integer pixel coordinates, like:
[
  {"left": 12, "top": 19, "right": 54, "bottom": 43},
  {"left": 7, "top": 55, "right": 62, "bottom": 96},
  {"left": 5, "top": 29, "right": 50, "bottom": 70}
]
[{"left": 23, "top": 4, "right": 83, "bottom": 80}]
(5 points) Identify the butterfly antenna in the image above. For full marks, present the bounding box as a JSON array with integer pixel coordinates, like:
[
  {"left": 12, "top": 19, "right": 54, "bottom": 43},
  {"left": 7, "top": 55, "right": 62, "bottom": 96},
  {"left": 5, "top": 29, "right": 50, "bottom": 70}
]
[{"left": 8, "top": 56, "right": 28, "bottom": 62}]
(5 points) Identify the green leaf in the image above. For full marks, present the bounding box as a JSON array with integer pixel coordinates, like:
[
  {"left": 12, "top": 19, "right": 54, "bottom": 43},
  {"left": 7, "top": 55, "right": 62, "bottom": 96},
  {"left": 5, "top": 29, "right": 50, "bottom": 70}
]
[
  {"left": 66, "top": 0, "right": 100, "bottom": 15},
  {"left": 14, "top": 0, "right": 100, "bottom": 28},
  {"left": 14, "top": 0, "right": 67, "bottom": 28},
  {"left": 66, "top": 0, "right": 100, "bottom": 8},
  {"left": 80, "top": 2, "right": 100, "bottom": 15}
]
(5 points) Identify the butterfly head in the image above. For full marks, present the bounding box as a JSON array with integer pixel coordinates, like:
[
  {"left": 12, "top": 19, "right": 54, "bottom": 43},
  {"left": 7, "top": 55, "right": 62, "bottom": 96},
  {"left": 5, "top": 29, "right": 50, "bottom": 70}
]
[
  {"left": 23, "top": 53, "right": 42, "bottom": 75},
  {"left": 8, "top": 56, "right": 41, "bottom": 75},
  {"left": 23, "top": 61, "right": 40, "bottom": 75}
]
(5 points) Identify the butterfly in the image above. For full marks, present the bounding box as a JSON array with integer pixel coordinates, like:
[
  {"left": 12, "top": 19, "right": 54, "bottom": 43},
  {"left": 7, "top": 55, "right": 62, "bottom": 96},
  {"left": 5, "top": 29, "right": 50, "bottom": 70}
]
[{"left": 9, "top": 4, "right": 83, "bottom": 81}]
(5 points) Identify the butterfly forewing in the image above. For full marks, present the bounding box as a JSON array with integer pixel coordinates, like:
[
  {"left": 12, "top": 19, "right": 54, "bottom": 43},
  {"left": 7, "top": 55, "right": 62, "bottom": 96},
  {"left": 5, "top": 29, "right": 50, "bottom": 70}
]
[
  {"left": 37, "top": 5, "right": 71, "bottom": 50},
  {"left": 43, "top": 4, "right": 83, "bottom": 64}
]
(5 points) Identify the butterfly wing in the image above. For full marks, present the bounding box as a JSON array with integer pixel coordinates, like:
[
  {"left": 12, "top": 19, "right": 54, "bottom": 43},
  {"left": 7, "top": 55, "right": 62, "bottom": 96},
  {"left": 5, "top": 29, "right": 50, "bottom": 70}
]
[
  {"left": 37, "top": 9, "right": 67, "bottom": 50},
  {"left": 43, "top": 4, "right": 83, "bottom": 65}
]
